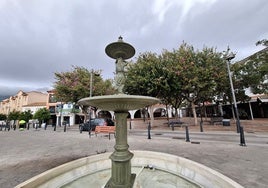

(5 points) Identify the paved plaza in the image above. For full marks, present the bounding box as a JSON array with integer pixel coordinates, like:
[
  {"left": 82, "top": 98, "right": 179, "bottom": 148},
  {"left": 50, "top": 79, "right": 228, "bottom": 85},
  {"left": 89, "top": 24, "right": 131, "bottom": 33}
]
[{"left": 0, "top": 118, "right": 267, "bottom": 188}]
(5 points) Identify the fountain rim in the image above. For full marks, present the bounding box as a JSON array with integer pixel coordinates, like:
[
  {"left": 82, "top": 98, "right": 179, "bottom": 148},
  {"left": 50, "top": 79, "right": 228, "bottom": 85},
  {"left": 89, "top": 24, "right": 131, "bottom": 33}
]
[
  {"left": 15, "top": 150, "right": 244, "bottom": 188},
  {"left": 78, "top": 94, "right": 160, "bottom": 111}
]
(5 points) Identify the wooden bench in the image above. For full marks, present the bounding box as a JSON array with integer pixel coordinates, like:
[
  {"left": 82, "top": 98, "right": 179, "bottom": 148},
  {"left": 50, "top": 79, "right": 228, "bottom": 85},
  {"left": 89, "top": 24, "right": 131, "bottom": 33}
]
[
  {"left": 210, "top": 117, "right": 223, "bottom": 125},
  {"left": 95, "top": 126, "right": 116, "bottom": 140},
  {"left": 169, "top": 120, "right": 185, "bottom": 131}
]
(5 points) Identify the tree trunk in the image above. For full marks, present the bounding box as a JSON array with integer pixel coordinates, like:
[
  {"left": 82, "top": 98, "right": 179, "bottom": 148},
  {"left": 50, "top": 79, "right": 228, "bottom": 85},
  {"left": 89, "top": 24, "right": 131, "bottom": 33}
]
[
  {"left": 203, "top": 102, "right": 208, "bottom": 121},
  {"left": 192, "top": 102, "right": 198, "bottom": 126},
  {"left": 166, "top": 104, "right": 170, "bottom": 126}
]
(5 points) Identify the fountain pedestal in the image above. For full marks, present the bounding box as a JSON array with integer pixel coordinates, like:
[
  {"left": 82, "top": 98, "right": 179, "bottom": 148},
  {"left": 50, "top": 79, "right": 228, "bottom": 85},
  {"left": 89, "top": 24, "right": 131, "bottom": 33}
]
[
  {"left": 105, "top": 112, "right": 136, "bottom": 188},
  {"left": 79, "top": 94, "right": 159, "bottom": 188}
]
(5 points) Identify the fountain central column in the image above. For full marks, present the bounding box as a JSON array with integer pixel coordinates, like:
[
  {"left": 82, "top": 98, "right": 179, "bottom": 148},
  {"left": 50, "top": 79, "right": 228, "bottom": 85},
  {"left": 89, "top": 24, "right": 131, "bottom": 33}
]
[
  {"left": 105, "top": 111, "right": 135, "bottom": 188},
  {"left": 78, "top": 37, "right": 159, "bottom": 188}
]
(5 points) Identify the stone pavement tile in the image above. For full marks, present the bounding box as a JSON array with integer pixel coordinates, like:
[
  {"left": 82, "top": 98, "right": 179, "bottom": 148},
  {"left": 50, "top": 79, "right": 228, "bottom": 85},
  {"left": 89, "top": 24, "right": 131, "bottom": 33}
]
[{"left": 0, "top": 119, "right": 267, "bottom": 188}]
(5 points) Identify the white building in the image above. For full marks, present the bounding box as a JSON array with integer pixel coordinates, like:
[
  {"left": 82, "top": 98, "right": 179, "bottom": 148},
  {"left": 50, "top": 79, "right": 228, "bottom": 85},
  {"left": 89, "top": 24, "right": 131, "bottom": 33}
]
[{"left": 22, "top": 102, "right": 47, "bottom": 114}]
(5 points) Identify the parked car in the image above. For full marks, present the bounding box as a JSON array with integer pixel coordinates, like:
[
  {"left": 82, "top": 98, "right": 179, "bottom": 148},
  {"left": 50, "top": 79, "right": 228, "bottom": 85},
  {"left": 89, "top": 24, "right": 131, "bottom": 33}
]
[{"left": 79, "top": 118, "right": 114, "bottom": 133}]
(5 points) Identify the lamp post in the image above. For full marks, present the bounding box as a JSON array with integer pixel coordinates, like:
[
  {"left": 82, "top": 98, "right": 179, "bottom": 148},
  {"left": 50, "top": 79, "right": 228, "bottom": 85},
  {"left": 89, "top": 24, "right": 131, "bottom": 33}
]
[
  {"left": 89, "top": 69, "right": 100, "bottom": 97},
  {"left": 88, "top": 70, "right": 100, "bottom": 137},
  {"left": 225, "top": 49, "right": 246, "bottom": 146},
  {"left": 88, "top": 70, "right": 94, "bottom": 137},
  {"left": 90, "top": 70, "right": 93, "bottom": 98}
]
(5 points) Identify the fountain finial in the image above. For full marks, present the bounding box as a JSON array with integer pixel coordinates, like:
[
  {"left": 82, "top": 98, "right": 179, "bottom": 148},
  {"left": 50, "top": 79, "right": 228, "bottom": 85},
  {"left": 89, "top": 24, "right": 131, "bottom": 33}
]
[
  {"left": 105, "top": 36, "right": 135, "bottom": 60},
  {"left": 105, "top": 36, "right": 135, "bottom": 93},
  {"left": 118, "top": 36, "right": 123, "bottom": 42}
]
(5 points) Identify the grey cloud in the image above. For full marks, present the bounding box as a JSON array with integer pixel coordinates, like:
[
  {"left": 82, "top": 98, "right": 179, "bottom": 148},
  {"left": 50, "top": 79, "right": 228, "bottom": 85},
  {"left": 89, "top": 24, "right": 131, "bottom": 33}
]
[{"left": 0, "top": 0, "right": 267, "bottom": 97}]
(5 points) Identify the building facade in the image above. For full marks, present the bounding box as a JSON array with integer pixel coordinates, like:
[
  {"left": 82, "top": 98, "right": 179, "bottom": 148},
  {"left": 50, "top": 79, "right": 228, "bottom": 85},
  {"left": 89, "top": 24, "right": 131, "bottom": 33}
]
[
  {"left": 22, "top": 102, "right": 47, "bottom": 115},
  {"left": 0, "top": 91, "right": 47, "bottom": 115}
]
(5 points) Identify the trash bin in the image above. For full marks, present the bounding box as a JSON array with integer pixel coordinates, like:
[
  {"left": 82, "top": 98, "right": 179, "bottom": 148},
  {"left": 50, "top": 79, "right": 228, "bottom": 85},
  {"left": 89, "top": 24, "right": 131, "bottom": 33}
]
[{"left": 222, "top": 119, "right": 230, "bottom": 126}]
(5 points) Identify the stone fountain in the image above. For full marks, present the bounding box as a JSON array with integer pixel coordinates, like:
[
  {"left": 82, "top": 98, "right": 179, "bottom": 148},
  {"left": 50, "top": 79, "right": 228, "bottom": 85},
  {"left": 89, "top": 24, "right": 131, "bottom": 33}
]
[
  {"left": 78, "top": 36, "right": 159, "bottom": 187},
  {"left": 15, "top": 37, "right": 244, "bottom": 188}
]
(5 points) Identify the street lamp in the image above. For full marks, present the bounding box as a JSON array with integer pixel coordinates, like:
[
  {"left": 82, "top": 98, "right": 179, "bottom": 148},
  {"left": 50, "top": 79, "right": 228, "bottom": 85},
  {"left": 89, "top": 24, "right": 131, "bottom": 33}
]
[
  {"left": 90, "top": 70, "right": 94, "bottom": 98},
  {"left": 225, "top": 48, "right": 246, "bottom": 146},
  {"left": 88, "top": 70, "right": 100, "bottom": 137},
  {"left": 90, "top": 69, "right": 100, "bottom": 97}
]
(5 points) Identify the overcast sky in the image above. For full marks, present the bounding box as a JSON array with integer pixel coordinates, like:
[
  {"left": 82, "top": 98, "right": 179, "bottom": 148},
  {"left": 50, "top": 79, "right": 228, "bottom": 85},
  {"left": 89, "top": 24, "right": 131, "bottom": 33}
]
[{"left": 0, "top": 0, "right": 267, "bottom": 96}]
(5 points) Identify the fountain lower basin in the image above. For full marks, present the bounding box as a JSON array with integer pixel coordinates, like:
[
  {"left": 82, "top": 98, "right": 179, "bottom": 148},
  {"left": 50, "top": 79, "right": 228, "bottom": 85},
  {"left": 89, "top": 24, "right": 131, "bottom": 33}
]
[{"left": 16, "top": 150, "right": 243, "bottom": 188}]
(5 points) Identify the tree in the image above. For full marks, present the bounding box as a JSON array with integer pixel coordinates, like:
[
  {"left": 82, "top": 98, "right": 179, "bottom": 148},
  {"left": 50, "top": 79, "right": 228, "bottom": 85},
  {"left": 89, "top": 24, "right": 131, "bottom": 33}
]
[
  {"left": 227, "top": 41, "right": 268, "bottom": 103},
  {"left": 54, "top": 66, "right": 116, "bottom": 103},
  {"left": 0, "top": 113, "right": 7, "bottom": 120},
  {"left": 123, "top": 52, "right": 161, "bottom": 96},
  {"left": 159, "top": 49, "right": 187, "bottom": 118},
  {"left": 171, "top": 44, "right": 226, "bottom": 125},
  {"left": 33, "top": 108, "right": 51, "bottom": 123},
  {"left": 8, "top": 111, "right": 20, "bottom": 121},
  {"left": 256, "top": 39, "right": 268, "bottom": 47},
  {"left": 124, "top": 43, "right": 226, "bottom": 125},
  {"left": 244, "top": 40, "right": 268, "bottom": 94},
  {"left": 19, "top": 110, "right": 33, "bottom": 122},
  {"left": 124, "top": 51, "right": 186, "bottom": 120}
]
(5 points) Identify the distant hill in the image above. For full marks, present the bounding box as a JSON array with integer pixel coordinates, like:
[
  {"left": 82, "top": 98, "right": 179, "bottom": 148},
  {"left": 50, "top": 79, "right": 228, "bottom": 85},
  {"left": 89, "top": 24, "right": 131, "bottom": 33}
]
[{"left": 0, "top": 95, "right": 9, "bottom": 101}]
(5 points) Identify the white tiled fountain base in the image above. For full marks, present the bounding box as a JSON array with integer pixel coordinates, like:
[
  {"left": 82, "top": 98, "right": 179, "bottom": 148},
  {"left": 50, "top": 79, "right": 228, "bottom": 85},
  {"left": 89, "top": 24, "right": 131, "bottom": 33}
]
[{"left": 16, "top": 150, "right": 243, "bottom": 188}]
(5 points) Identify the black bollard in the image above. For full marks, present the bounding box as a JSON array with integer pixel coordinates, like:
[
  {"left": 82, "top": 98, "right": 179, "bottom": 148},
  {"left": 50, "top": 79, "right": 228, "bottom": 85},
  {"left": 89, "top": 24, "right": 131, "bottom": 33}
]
[
  {"left": 200, "top": 120, "right": 203, "bottom": 132},
  {"left": 27, "top": 123, "right": 30, "bottom": 130},
  {"left": 185, "top": 126, "right": 190, "bottom": 142},
  {"left": 13, "top": 124, "right": 16, "bottom": 131},
  {"left": 7, "top": 122, "right": 10, "bottom": 131},
  {"left": 64, "top": 123, "right": 67, "bottom": 132},
  {"left": 171, "top": 122, "right": 174, "bottom": 131},
  {"left": 44, "top": 123, "right": 47, "bottom": 130},
  {"left": 88, "top": 128, "right": 91, "bottom": 138},
  {"left": 129, "top": 120, "right": 132, "bottom": 130},
  {"left": 4, "top": 123, "right": 6, "bottom": 131},
  {"left": 240, "top": 126, "right": 246, "bottom": 146},
  {"left": 148, "top": 121, "right": 151, "bottom": 139},
  {"left": 54, "top": 124, "right": 56, "bottom": 131}
]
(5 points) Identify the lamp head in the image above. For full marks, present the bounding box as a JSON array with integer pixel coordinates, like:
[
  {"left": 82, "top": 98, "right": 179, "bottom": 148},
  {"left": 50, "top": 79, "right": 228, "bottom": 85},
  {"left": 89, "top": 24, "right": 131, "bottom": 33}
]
[{"left": 225, "top": 52, "right": 236, "bottom": 61}]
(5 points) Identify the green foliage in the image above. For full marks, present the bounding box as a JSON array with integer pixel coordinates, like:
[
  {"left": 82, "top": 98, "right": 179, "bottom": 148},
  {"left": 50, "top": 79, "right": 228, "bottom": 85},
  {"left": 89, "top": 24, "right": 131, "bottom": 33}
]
[
  {"left": 124, "top": 43, "right": 226, "bottom": 107},
  {"left": 123, "top": 52, "right": 161, "bottom": 96},
  {"left": 54, "top": 66, "right": 116, "bottom": 103},
  {"left": 33, "top": 108, "right": 51, "bottom": 123},
  {"left": 232, "top": 43, "right": 268, "bottom": 94},
  {"left": 8, "top": 111, "right": 21, "bottom": 121},
  {"left": 19, "top": 110, "right": 33, "bottom": 122},
  {"left": 0, "top": 113, "right": 7, "bottom": 120},
  {"left": 256, "top": 39, "right": 268, "bottom": 47},
  {"left": 124, "top": 42, "right": 232, "bottom": 124},
  {"left": 173, "top": 44, "right": 226, "bottom": 104}
]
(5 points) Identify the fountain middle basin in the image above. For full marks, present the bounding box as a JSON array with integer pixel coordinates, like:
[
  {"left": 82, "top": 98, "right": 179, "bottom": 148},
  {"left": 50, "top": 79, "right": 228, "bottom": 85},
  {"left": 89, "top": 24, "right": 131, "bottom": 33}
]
[{"left": 78, "top": 94, "right": 160, "bottom": 111}]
